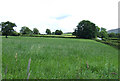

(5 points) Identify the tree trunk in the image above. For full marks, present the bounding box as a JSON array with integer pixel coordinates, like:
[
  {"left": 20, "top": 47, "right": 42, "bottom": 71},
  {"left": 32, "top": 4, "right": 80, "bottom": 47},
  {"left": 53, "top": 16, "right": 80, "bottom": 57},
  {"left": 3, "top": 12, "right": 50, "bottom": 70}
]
[{"left": 6, "top": 35, "right": 8, "bottom": 38}]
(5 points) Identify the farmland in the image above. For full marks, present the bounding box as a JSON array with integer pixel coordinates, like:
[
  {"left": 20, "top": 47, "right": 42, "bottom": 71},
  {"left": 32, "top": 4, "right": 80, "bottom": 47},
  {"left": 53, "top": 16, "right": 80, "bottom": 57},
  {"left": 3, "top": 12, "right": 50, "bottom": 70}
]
[
  {"left": 2, "top": 36, "right": 118, "bottom": 79},
  {"left": 0, "top": 37, "right": 2, "bottom": 80}
]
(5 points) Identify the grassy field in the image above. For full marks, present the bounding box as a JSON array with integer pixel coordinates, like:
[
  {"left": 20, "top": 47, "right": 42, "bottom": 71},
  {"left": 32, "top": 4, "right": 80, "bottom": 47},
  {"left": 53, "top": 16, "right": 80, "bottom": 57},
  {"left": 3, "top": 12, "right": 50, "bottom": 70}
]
[
  {"left": 62, "top": 33, "right": 72, "bottom": 36},
  {"left": 2, "top": 36, "right": 118, "bottom": 79},
  {"left": 29, "top": 34, "right": 75, "bottom": 38},
  {"left": 0, "top": 37, "right": 2, "bottom": 80}
]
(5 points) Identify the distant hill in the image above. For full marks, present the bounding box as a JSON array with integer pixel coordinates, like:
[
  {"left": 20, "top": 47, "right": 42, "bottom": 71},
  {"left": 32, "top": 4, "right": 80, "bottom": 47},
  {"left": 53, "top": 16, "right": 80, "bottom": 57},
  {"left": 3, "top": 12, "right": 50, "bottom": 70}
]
[{"left": 107, "top": 28, "right": 120, "bottom": 33}]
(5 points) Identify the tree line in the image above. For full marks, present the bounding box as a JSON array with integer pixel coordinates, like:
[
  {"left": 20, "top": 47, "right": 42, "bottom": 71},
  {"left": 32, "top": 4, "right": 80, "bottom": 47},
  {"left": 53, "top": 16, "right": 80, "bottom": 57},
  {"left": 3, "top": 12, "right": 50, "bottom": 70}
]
[
  {"left": 72, "top": 20, "right": 120, "bottom": 39},
  {"left": 0, "top": 21, "right": 63, "bottom": 38},
  {"left": 0, "top": 20, "right": 119, "bottom": 38}
]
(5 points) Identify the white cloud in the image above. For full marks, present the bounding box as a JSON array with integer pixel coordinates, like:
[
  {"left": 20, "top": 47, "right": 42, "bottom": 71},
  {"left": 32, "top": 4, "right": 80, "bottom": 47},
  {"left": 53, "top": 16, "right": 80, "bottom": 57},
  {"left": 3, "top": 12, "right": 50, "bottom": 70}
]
[{"left": 0, "top": 0, "right": 119, "bottom": 33}]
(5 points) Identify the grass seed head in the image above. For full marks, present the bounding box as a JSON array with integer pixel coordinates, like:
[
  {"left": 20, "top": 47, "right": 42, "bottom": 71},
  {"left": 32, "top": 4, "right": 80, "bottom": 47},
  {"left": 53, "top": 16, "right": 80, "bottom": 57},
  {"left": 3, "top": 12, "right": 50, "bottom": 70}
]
[
  {"left": 15, "top": 53, "right": 17, "bottom": 61},
  {"left": 86, "top": 62, "right": 89, "bottom": 69}
]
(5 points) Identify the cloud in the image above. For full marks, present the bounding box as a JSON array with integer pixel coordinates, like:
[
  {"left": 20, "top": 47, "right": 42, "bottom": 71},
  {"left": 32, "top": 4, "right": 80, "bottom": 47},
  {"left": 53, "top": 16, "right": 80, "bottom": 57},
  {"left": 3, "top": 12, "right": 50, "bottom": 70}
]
[
  {"left": 0, "top": 0, "right": 119, "bottom": 34},
  {"left": 55, "top": 15, "right": 71, "bottom": 20}
]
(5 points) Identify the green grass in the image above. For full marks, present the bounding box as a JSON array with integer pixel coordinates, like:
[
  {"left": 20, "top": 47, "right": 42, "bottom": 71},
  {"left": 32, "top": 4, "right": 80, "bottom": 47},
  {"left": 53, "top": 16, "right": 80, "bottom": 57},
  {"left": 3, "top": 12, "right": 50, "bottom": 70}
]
[
  {"left": 95, "top": 38, "right": 120, "bottom": 49},
  {"left": 63, "top": 33, "right": 72, "bottom": 36},
  {"left": 0, "top": 36, "right": 2, "bottom": 80},
  {"left": 2, "top": 36, "right": 118, "bottom": 79},
  {"left": 30, "top": 34, "right": 75, "bottom": 38}
]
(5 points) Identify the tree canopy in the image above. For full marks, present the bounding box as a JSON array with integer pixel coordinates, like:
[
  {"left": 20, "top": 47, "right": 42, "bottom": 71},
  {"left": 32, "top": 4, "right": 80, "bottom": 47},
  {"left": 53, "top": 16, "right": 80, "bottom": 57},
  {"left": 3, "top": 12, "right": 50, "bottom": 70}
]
[
  {"left": 33, "top": 28, "right": 39, "bottom": 34},
  {"left": 55, "top": 30, "right": 63, "bottom": 35},
  {"left": 52, "top": 32, "right": 55, "bottom": 35},
  {"left": 99, "top": 27, "right": 108, "bottom": 39},
  {"left": 108, "top": 33, "right": 116, "bottom": 38},
  {"left": 20, "top": 26, "right": 32, "bottom": 35},
  {"left": 0, "top": 21, "right": 17, "bottom": 38},
  {"left": 73, "top": 20, "right": 97, "bottom": 39},
  {"left": 46, "top": 29, "right": 51, "bottom": 35}
]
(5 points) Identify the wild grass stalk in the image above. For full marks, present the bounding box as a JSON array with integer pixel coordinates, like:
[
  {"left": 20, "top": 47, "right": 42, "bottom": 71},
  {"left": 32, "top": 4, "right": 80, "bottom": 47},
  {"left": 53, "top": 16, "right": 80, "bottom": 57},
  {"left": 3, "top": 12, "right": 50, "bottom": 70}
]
[
  {"left": 27, "top": 73, "right": 30, "bottom": 81},
  {"left": 15, "top": 53, "right": 17, "bottom": 62},
  {"left": 27, "top": 58, "right": 31, "bottom": 79},
  {"left": 4, "top": 65, "right": 7, "bottom": 79}
]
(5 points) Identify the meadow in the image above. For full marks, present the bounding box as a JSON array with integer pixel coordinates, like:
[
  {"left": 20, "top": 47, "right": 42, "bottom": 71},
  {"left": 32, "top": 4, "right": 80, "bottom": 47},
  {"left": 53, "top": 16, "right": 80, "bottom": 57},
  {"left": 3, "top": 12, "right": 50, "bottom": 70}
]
[
  {"left": 0, "top": 37, "right": 2, "bottom": 80},
  {"left": 2, "top": 36, "right": 118, "bottom": 79}
]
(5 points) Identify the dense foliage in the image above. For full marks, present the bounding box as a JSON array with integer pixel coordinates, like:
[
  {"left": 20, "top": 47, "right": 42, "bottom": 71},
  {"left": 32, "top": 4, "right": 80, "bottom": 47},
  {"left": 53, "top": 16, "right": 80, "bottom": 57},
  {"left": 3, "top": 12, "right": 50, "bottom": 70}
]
[
  {"left": 99, "top": 27, "right": 108, "bottom": 39},
  {"left": 10, "top": 31, "right": 21, "bottom": 36},
  {"left": 55, "top": 30, "right": 63, "bottom": 35},
  {"left": 33, "top": 28, "right": 39, "bottom": 34},
  {"left": 73, "top": 20, "right": 97, "bottom": 39},
  {"left": 1, "top": 21, "right": 119, "bottom": 40},
  {"left": 46, "top": 29, "right": 51, "bottom": 35},
  {"left": 20, "top": 26, "right": 32, "bottom": 35},
  {"left": 0, "top": 21, "right": 17, "bottom": 38},
  {"left": 95, "top": 38, "right": 120, "bottom": 49},
  {"left": 52, "top": 32, "right": 55, "bottom": 35},
  {"left": 108, "top": 33, "right": 120, "bottom": 38}
]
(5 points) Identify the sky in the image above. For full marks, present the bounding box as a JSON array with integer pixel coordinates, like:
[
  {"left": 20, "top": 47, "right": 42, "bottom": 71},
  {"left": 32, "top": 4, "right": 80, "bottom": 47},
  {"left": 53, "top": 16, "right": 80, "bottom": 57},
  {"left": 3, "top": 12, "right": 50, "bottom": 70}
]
[{"left": 0, "top": 0, "right": 119, "bottom": 34}]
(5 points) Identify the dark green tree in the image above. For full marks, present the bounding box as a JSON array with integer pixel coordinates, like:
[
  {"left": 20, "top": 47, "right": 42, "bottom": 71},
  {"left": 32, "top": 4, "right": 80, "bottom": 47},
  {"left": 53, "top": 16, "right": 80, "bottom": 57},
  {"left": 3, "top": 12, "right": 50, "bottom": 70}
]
[
  {"left": 59, "top": 30, "right": 63, "bottom": 35},
  {"left": 10, "top": 31, "right": 20, "bottom": 36},
  {"left": 0, "top": 31, "right": 2, "bottom": 36},
  {"left": 52, "top": 32, "right": 55, "bottom": 35},
  {"left": 96, "top": 26, "right": 100, "bottom": 37},
  {"left": 0, "top": 21, "right": 17, "bottom": 38},
  {"left": 55, "top": 30, "right": 63, "bottom": 35},
  {"left": 99, "top": 27, "right": 108, "bottom": 39},
  {"left": 72, "top": 29, "right": 77, "bottom": 35},
  {"left": 33, "top": 28, "right": 39, "bottom": 34},
  {"left": 108, "top": 33, "right": 116, "bottom": 38},
  {"left": 74, "top": 20, "right": 97, "bottom": 39},
  {"left": 116, "top": 33, "right": 120, "bottom": 38},
  {"left": 101, "top": 27, "right": 106, "bottom": 31},
  {"left": 46, "top": 29, "right": 51, "bottom": 35},
  {"left": 20, "top": 26, "right": 32, "bottom": 35}
]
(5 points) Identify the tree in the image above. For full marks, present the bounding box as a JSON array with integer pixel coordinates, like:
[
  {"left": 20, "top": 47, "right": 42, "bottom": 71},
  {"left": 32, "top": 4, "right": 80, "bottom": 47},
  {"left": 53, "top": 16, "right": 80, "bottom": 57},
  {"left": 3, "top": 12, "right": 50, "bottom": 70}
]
[
  {"left": 0, "top": 21, "right": 17, "bottom": 38},
  {"left": 99, "top": 27, "right": 108, "bottom": 39},
  {"left": 33, "top": 28, "right": 39, "bottom": 34},
  {"left": 20, "top": 26, "right": 32, "bottom": 35},
  {"left": 10, "top": 31, "right": 20, "bottom": 36},
  {"left": 74, "top": 20, "right": 97, "bottom": 39},
  {"left": 116, "top": 33, "right": 120, "bottom": 38},
  {"left": 0, "top": 31, "right": 2, "bottom": 36},
  {"left": 96, "top": 26, "right": 100, "bottom": 37},
  {"left": 101, "top": 27, "right": 106, "bottom": 31},
  {"left": 55, "top": 30, "right": 63, "bottom": 35},
  {"left": 99, "top": 31, "right": 108, "bottom": 39},
  {"left": 108, "top": 33, "right": 116, "bottom": 38},
  {"left": 46, "top": 29, "right": 51, "bottom": 35},
  {"left": 72, "top": 29, "right": 77, "bottom": 35},
  {"left": 52, "top": 32, "right": 55, "bottom": 35}
]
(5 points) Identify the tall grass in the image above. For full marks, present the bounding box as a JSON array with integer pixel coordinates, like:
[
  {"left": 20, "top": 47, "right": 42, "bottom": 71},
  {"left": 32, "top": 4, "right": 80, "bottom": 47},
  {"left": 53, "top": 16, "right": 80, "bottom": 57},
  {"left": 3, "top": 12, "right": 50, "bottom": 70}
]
[
  {"left": 0, "top": 36, "right": 2, "bottom": 80},
  {"left": 2, "top": 36, "right": 118, "bottom": 79}
]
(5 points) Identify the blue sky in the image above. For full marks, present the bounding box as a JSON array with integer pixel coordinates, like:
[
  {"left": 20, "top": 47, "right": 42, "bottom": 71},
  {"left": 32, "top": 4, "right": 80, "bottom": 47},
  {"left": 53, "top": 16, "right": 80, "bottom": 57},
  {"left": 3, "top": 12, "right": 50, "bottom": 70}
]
[{"left": 0, "top": 0, "right": 119, "bottom": 34}]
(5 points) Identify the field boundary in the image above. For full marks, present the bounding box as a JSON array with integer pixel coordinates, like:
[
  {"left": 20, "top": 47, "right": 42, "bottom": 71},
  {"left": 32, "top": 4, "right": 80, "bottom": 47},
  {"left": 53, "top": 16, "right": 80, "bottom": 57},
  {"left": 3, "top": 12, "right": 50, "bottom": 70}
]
[{"left": 95, "top": 39, "right": 119, "bottom": 50}]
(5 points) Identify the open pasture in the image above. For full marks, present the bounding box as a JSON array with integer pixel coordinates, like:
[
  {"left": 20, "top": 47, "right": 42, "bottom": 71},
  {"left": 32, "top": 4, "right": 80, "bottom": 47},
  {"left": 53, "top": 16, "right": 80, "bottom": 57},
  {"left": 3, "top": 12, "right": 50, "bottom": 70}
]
[{"left": 2, "top": 36, "right": 118, "bottom": 79}]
